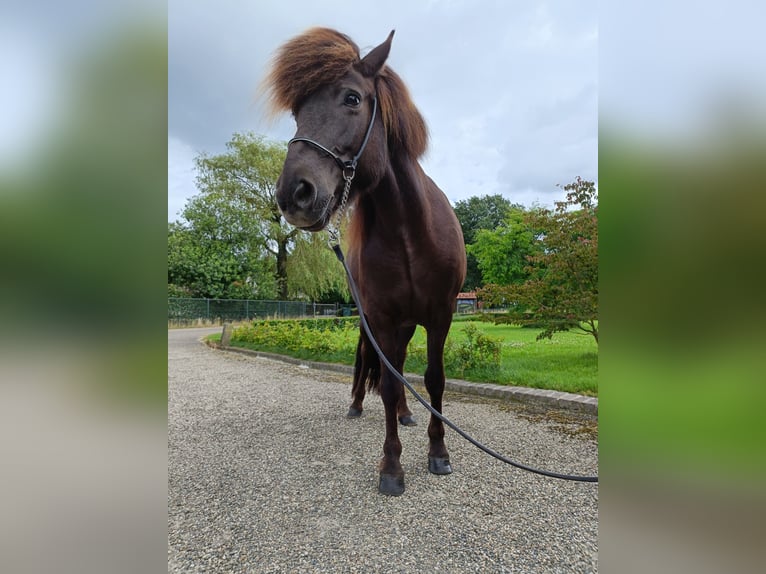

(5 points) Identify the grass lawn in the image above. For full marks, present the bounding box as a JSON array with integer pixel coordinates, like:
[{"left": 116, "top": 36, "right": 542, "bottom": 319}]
[
  {"left": 406, "top": 322, "right": 597, "bottom": 396},
  {"left": 215, "top": 316, "right": 598, "bottom": 397}
]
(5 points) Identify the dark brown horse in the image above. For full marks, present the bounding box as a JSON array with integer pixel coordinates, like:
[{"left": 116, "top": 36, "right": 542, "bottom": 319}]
[{"left": 264, "top": 28, "right": 466, "bottom": 495}]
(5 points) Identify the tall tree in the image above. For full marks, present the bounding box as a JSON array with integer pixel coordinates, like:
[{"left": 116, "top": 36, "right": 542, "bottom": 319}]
[
  {"left": 177, "top": 133, "right": 348, "bottom": 301},
  {"left": 480, "top": 178, "right": 598, "bottom": 343},
  {"left": 467, "top": 207, "right": 535, "bottom": 286},
  {"left": 168, "top": 192, "right": 277, "bottom": 299},
  {"left": 287, "top": 231, "right": 350, "bottom": 302},
  {"left": 195, "top": 134, "right": 295, "bottom": 299},
  {"left": 453, "top": 194, "right": 517, "bottom": 289}
]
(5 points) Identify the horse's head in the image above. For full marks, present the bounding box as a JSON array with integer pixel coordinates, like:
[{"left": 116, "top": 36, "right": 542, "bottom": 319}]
[{"left": 266, "top": 28, "right": 394, "bottom": 231}]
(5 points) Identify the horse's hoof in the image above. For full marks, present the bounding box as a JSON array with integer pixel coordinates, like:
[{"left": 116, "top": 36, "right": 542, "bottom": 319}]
[
  {"left": 378, "top": 473, "right": 405, "bottom": 496},
  {"left": 347, "top": 407, "right": 363, "bottom": 418},
  {"left": 398, "top": 415, "right": 417, "bottom": 426},
  {"left": 428, "top": 456, "right": 453, "bottom": 475}
]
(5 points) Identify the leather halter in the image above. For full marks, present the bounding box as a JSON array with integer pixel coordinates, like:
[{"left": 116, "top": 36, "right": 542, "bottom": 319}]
[{"left": 288, "top": 96, "right": 378, "bottom": 182}]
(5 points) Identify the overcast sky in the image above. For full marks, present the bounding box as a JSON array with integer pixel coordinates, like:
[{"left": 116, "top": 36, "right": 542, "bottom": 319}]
[{"left": 168, "top": 0, "right": 597, "bottom": 222}]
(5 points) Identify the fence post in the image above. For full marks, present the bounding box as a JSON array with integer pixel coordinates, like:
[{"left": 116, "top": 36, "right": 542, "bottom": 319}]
[
  {"left": 207, "top": 298, "right": 210, "bottom": 319},
  {"left": 221, "top": 323, "right": 233, "bottom": 346}
]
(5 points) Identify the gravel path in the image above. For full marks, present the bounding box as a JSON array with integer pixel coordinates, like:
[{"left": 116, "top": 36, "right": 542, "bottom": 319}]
[{"left": 168, "top": 328, "right": 598, "bottom": 573}]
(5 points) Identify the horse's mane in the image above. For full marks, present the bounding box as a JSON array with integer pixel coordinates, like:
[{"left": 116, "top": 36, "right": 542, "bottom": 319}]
[{"left": 263, "top": 27, "right": 428, "bottom": 159}]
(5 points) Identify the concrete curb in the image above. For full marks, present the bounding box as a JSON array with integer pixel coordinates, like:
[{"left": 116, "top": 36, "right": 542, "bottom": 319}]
[{"left": 208, "top": 341, "right": 597, "bottom": 416}]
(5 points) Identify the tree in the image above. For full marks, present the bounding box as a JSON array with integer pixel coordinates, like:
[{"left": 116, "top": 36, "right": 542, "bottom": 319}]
[
  {"left": 168, "top": 196, "right": 277, "bottom": 299},
  {"left": 286, "top": 231, "right": 350, "bottom": 302},
  {"left": 453, "top": 194, "right": 518, "bottom": 289},
  {"left": 172, "top": 133, "right": 348, "bottom": 301},
  {"left": 194, "top": 134, "right": 296, "bottom": 299},
  {"left": 480, "top": 177, "right": 598, "bottom": 343},
  {"left": 467, "top": 207, "right": 536, "bottom": 286}
]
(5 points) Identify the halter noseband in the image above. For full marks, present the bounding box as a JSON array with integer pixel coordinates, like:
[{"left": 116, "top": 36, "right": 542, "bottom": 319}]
[{"left": 288, "top": 95, "right": 378, "bottom": 183}]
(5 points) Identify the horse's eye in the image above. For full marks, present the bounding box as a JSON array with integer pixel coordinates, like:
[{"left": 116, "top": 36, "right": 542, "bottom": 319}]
[{"left": 344, "top": 92, "right": 361, "bottom": 107}]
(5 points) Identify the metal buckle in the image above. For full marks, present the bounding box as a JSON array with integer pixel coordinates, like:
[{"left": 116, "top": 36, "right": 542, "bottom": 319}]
[{"left": 342, "top": 163, "right": 356, "bottom": 183}]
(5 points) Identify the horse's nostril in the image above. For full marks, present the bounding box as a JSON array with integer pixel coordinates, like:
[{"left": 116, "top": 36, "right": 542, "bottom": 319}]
[{"left": 293, "top": 179, "right": 316, "bottom": 210}]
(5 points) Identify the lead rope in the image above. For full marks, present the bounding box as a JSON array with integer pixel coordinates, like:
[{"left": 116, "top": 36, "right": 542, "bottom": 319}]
[{"left": 328, "top": 232, "right": 598, "bottom": 483}]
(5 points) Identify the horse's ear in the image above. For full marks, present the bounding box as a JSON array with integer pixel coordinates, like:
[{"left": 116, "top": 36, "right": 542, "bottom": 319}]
[{"left": 358, "top": 30, "right": 395, "bottom": 77}]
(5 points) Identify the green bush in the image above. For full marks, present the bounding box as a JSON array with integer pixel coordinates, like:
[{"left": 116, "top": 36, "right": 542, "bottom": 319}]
[
  {"left": 232, "top": 317, "right": 359, "bottom": 361},
  {"left": 443, "top": 323, "right": 502, "bottom": 378},
  {"left": 232, "top": 317, "right": 501, "bottom": 382}
]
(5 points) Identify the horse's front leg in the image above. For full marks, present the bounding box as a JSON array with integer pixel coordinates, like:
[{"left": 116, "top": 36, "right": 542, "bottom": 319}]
[
  {"left": 379, "top": 366, "right": 406, "bottom": 495},
  {"left": 425, "top": 325, "right": 452, "bottom": 475},
  {"left": 376, "top": 329, "right": 407, "bottom": 496}
]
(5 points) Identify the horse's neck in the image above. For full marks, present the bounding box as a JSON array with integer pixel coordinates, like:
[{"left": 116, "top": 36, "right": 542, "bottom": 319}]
[
  {"left": 352, "top": 156, "right": 428, "bottom": 245},
  {"left": 347, "top": 154, "right": 465, "bottom": 300}
]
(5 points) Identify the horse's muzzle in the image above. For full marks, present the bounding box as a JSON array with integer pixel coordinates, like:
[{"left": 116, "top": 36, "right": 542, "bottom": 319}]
[{"left": 276, "top": 175, "right": 334, "bottom": 231}]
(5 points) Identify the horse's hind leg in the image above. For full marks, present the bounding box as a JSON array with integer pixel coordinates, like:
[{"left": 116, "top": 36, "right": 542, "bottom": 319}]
[
  {"left": 424, "top": 325, "right": 452, "bottom": 475},
  {"left": 395, "top": 325, "right": 417, "bottom": 426},
  {"left": 349, "top": 325, "right": 416, "bottom": 425},
  {"left": 347, "top": 334, "right": 367, "bottom": 418}
]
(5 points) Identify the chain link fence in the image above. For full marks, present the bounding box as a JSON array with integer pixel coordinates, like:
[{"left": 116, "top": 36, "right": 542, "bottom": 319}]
[{"left": 168, "top": 298, "right": 347, "bottom": 326}]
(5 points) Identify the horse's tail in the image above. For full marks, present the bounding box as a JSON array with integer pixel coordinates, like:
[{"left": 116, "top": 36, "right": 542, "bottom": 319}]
[{"left": 356, "top": 329, "right": 381, "bottom": 393}]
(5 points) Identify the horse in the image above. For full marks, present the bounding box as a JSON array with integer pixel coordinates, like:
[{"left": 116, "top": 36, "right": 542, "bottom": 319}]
[{"left": 264, "top": 27, "right": 466, "bottom": 496}]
